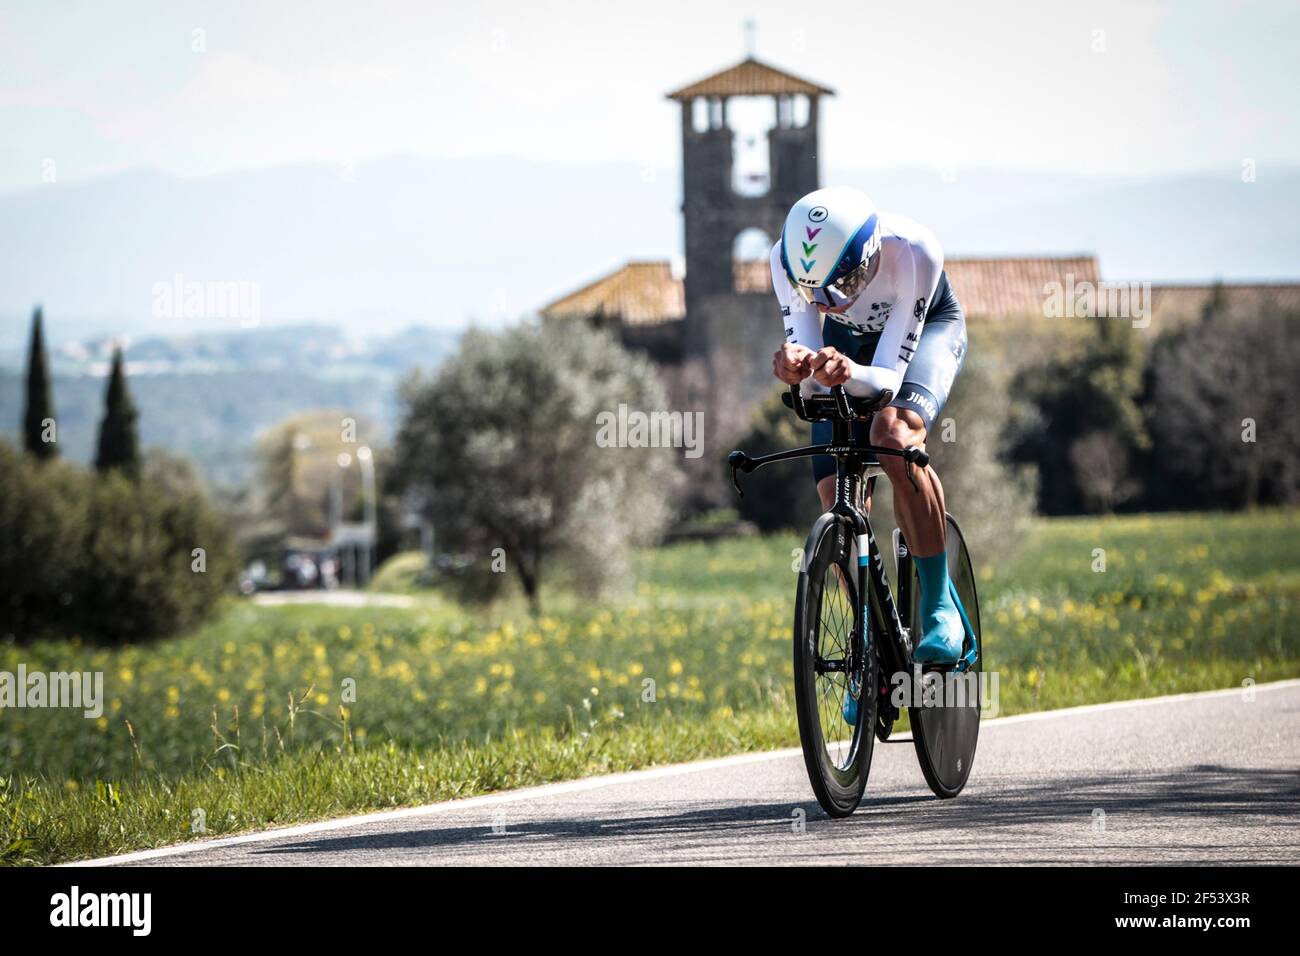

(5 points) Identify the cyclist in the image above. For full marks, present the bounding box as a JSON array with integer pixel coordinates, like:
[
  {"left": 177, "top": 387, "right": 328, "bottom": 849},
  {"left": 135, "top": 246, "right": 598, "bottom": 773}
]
[{"left": 769, "top": 186, "right": 969, "bottom": 681}]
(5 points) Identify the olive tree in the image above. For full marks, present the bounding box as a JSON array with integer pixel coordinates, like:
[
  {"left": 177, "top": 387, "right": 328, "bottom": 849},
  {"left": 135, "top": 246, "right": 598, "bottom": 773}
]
[{"left": 394, "top": 319, "right": 679, "bottom": 610}]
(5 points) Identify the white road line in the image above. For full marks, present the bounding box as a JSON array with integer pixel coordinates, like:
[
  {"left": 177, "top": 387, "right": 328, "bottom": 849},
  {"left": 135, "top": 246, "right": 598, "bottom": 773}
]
[
  {"left": 978, "top": 676, "right": 1297, "bottom": 725},
  {"left": 64, "top": 677, "right": 1299, "bottom": 867}
]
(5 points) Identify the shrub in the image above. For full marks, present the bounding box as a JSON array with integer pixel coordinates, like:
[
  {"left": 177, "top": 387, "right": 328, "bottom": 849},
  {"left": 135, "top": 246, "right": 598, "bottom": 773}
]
[
  {"left": 1006, "top": 316, "right": 1148, "bottom": 515},
  {"left": 0, "top": 443, "right": 87, "bottom": 637},
  {"left": 1144, "top": 307, "right": 1300, "bottom": 509},
  {"left": 0, "top": 441, "right": 236, "bottom": 644}
]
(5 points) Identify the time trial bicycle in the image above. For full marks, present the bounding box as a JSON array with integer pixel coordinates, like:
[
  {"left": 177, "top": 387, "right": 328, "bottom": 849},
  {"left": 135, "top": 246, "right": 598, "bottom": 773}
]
[{"left": 729, "top": 383, "right": 983, "bottom": 816}]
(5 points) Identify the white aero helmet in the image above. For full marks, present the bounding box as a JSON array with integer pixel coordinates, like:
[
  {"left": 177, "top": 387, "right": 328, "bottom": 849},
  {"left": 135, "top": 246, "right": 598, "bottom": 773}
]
[{"left": 780, "top": 186, "right": 882, "bottom": 305}]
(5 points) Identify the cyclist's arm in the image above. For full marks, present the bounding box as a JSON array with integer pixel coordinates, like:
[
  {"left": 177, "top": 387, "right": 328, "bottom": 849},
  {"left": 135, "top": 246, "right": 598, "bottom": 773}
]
[
  {"left": 770, "top": 242, "right": 822, "bottom": 351},
  {"left": 770, "top": 243, "right": 828, "bottom": 394},
  {"left": 852, "top": 237, "right": 944, "bottom": 401}
]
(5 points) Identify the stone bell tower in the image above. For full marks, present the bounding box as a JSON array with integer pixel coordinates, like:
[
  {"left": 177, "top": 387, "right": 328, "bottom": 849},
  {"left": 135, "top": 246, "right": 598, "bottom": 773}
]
[{"left": 665, "top": 58, "right": 834, "bottom": 480}]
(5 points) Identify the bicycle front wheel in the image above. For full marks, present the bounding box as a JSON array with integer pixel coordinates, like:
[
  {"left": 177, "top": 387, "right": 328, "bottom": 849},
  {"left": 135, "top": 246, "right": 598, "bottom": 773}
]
[{"left": 793, "top": 513, "right": 877, "bottom": 817}]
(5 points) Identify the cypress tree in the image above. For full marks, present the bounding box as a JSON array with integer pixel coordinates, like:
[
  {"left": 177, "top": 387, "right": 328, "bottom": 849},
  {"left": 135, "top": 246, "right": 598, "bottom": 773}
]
[
  {"left": 95, "top": 345, "right": 141, "bottom": 475},
  {"left": 22, "top": 306, "right": 57, "bottom": 459}
]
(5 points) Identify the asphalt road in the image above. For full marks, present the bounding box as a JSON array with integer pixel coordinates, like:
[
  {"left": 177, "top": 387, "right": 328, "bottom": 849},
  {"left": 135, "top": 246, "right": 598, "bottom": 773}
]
[{"left": 82, "top": 681, "right": 1300, "bottom": 867}]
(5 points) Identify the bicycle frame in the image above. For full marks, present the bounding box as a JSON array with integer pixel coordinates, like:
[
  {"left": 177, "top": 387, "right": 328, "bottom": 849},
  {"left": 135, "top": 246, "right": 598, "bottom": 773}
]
[{"left": 728, "top": 385, "right": 925, "bottom": 680}]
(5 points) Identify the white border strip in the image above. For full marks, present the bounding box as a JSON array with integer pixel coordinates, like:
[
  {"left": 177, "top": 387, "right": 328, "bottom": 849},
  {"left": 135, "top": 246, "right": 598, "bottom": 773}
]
[{"left": 64, "top": 678, "right": 1299, "bottom": 867}]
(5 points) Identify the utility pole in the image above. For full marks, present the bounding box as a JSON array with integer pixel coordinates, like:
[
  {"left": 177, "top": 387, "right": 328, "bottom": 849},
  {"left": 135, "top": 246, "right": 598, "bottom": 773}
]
[{"left": 357, "top": 445, "right": 376, "bottom": 584}]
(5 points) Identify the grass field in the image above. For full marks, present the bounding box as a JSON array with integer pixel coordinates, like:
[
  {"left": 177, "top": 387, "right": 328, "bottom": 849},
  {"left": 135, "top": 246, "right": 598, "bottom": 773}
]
[{"left": 2, "top": 509, "right": 1297, "bottom": 864}]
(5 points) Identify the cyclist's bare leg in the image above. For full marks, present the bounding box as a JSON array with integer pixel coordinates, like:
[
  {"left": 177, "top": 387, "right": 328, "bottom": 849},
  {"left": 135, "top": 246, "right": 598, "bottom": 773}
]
[
  {"left": 816, "top": 411, "right": 943, "bottom": 555},
  {"left": 815, "top": 477, "right": 872, "bottom": 514},
  {"left": 871, "top": 407, "right": 945, "bottom": 557},
  {"left": 816, "top": 477, "right": 834, "bottom": 512},
  {"left": 930, "top": 467, "right": 948, "bottom": 530},
  {"left": 875, "top": 406, "right": 964, "bottom": 657}
]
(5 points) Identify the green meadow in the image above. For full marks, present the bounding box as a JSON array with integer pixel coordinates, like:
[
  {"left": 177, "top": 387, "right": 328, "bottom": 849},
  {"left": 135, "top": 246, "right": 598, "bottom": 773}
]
[{"left": 3, "top": 509, "right": 1296, "bottom": 864}]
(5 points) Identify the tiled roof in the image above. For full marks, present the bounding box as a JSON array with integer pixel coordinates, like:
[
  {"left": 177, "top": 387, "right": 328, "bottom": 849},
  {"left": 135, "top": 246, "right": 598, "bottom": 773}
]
[
  {"left": 666, "top": 57, "right": 834, "bottom": 101},
  {"left": 541, "top": 259, "right": 1300, "bottom": 332},
  {"left": 543, "top": 255, "right": 1111, "bottom": 326},
  {"left": 944, "top": 255, "right": 1101, "bottom": 320},
  {"left": 540, "top": 261, "right": 685, "bottom": 327},
  {"left": 744, "top": 254, "right": 1110, "bottom": 320}
]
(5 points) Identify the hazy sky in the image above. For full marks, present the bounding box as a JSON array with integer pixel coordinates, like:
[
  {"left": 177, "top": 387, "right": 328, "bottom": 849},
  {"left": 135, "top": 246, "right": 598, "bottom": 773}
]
[{"left": 2, "top": 0, "right": 1298, "bottom": 192}]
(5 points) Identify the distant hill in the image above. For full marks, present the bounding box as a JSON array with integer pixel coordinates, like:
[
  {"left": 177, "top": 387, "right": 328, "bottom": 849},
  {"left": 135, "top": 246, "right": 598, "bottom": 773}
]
[
  {"left": 0, "top": 156, "right": 679, "bottom": 348},
  {"left": 1, "top": 157, "right": 1296, "bottom": 349},
  {"left": 0, "top": 323, "right": 458, "bottom": 487}
]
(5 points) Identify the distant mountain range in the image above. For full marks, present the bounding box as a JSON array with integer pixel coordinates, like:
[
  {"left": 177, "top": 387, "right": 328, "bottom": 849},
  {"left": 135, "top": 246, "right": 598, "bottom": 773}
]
[
  {"left": 839, "top": 165, "right": 1300, "bottom": 282},
  {"left": 1, "top": 157, "right": 1296, "bottom": 349}
]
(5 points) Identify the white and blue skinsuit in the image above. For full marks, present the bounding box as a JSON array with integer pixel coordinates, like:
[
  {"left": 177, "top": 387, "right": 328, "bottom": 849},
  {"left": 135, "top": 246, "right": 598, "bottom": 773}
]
[{"left": 769, "top": 212, "right": 968, "bottom": 482}]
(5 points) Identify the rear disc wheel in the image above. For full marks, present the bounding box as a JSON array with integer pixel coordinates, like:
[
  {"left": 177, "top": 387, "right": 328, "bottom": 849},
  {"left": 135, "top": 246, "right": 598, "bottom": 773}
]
[{"left": 908, "top": 514, "right": 982, "bottom": 798}]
